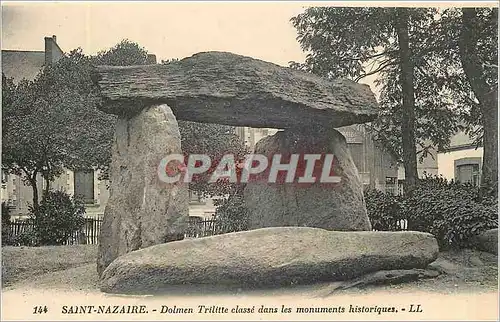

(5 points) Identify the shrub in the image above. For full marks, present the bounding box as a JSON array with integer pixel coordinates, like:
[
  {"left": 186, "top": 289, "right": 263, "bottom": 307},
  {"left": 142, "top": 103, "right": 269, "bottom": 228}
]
[
  {"left": 13, "top": 228, "right": 39, "bottom": 247},
  {"left": 431, "top": 199, "right": 497, "bottom": 249},
  {"left": 364, "top": 189, "right": 404, "bottom": 231},
  {"left": 402, "top": 180, "right": 497, "bottom": 248},
  {"left": 29, "top": 191, "right": 86, "bottom": 246},
  {"left": 213, "top": 185, "right": 249, "bottom": 233},
  {"left": 364, "top": 176, "right": 498, "bottom": 250}
]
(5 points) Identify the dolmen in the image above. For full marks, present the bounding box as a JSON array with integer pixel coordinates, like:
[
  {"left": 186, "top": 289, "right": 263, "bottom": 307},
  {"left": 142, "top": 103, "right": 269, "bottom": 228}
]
[{"left": 93, "top": 51, "right": 439, "bottom": 293}]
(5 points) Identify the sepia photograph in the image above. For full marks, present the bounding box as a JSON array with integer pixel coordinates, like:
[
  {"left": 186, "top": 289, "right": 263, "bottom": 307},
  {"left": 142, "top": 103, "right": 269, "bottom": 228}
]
[{"left": 1, "top": 1, "right": 498, "bottom": 321}]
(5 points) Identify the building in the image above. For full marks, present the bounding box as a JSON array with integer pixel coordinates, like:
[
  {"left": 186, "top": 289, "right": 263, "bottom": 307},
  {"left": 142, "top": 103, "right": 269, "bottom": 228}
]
[
  {"left": 437, "top": 131, "right": 483, "bottom": 185},
  {"left": 396, "top": 141, "right": 439, "bottom": 190},
  {"left": 235, "top": 127, "right": 279, "bottom": 151}
]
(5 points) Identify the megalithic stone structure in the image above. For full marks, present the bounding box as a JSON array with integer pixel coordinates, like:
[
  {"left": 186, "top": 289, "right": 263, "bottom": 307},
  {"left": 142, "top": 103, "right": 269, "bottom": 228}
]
[
  {"left": 93, "top": 51, "right": 380, "bottom": 277},
  {"left": 96, "top": 104, "right": 188, "bottom": 277}
]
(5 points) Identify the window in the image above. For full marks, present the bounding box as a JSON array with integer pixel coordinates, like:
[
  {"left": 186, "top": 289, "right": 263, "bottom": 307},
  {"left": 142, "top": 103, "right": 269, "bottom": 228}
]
[
  {"left": 189, "top": 190, "right": 203, "bottom": 203},
  {"left": 385, "top": 177, "right": 398, "bottom": 195},
  {"left": 74, "top": 170, "right": 95, "bottom": 204},
  {"left": 456, "top": 163, "right": 480, "bottom": 186}
]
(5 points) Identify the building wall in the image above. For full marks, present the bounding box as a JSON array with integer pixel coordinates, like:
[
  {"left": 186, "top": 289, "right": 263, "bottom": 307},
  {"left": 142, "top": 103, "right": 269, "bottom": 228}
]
[
  {"left": 236, "top": 127, "right": 279, "bottom": 152},
  {"left": 338, "top": 124, "right": 400, "bottom": 193},
  {"left": 437, "top": 147, "right": 483, "bottom": 181},
  {"left": 397, "top": 151, "right": 439, "bottom": 181},
  {"left": 3, "top": 168, "right": 109, "bottom": 220}
]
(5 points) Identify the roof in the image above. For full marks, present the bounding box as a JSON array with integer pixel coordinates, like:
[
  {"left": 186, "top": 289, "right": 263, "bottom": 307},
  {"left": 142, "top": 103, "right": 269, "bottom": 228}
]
[{"left": 2, "top": 50, "right": 45, "bottom": 84}]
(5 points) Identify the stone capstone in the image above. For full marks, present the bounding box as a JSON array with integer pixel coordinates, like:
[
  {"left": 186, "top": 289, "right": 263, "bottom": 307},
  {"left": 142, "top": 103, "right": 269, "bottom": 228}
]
[
  {"left": 99, "top": 227, "right": 439, "bottom": 294},
  {"left": 243, "top": 128, "right": 371, "bottom": 231},
  {"left": 94, "top": 51, "right": 379, "bottom": 129},
  {"left": 97, "top": 104, "right": 189, "bottom": 277}
]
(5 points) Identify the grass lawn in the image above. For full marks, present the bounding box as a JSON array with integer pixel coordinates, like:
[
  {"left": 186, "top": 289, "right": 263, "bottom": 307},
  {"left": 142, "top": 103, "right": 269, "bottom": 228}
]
[{"left": 1, "top": 245, "right": 97, "bottom": 287}]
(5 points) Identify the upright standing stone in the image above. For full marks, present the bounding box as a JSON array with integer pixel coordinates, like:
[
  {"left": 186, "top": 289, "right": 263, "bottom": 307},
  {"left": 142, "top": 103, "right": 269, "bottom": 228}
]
[
  {"left": 97, "top": 104, "right": 188, "bottom": 277},
  {"left": 244, "top": 128, "right": 371, "bottom": 231}
]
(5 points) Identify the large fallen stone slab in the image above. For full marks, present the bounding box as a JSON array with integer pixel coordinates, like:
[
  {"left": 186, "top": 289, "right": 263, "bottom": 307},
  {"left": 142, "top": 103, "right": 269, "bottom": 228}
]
[
  {"left": 97, "top": 104, "right": 189, "bottom": 277},
  {"left": 94, "top": 51, "right": 379, "bottom": 128},
  {"left": 244, "top": 128, "right": 371, "bottom": 231},
  {"left": 100, "top": 227, "right": 439, "bottom": 294}
]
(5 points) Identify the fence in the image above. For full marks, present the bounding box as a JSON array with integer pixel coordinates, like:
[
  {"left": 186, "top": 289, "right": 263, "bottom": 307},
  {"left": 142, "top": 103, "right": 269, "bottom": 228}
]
[
  {"left": 3, "top": 216, "right": 409, "bottom": 246},
  {"left": 3, "top": 216, "right": 242, "bottom": 246},
  {"left": 3, "top": 218, "right": 103, "bottom": 246},
  {"left": 184, "top": 216, "right": 247, "bottom": 238}
]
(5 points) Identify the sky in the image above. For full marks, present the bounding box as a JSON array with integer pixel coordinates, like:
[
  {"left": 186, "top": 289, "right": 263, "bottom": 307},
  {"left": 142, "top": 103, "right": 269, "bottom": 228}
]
[
  {"left": 2, "top": 1, "right": 495, "bottom": 93},
  {"left": 2, "top": 2, "right": 310, "bottom": 66}
]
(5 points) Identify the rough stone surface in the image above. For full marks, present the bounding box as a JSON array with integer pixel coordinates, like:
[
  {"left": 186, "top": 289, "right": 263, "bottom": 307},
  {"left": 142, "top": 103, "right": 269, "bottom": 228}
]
[
  {"left": 99, "top": 227, "right": 439, "bottom": 294},
  {"left": 472, "top": 228, "right": 498, "bottom": 255},
  {"left": 94, "top": 51, "right": 379, "bottom": 128},
  {"left": 97, "top": 104, "right": 189, "bottom": 277},
  {"left": 243, "top": 128, "right": 371, "bottom": 231}
]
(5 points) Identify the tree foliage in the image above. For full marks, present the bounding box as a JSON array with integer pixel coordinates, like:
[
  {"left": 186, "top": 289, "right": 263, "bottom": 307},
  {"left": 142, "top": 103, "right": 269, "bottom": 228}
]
[
  {"left": 290, "top": 7, "right": 498, "bottom": 191},
  {"left": 93, "top": 39, "right": 150, "bottom": 66},
  {"left": 30, "top": 191, "right": 86, "bottom": 246},
  {"left": 179, "top": 121, "right": 248, "bottom": 198},
  {"left": 291, "top": 7, "right": 430, "bottom": 189},
  {"left": 2, "top": 48, "right": 115, "bottom": 207}
]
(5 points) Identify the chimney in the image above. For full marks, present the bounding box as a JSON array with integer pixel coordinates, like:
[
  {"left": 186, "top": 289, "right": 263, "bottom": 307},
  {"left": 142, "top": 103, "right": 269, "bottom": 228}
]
[
  {"left": 146, "top": 54, "right": 157, "bottom": 64},
  {"left": 44, "top": 35, "right": 64, "bottom": 65},
  {"left": 44, "top": 36, "right": 53, "bottom": 65}
]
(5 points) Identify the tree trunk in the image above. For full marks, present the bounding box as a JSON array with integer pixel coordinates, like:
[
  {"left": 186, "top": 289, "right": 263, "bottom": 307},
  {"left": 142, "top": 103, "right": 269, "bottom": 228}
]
[
  {"left": 44, "top": 177, "right": 51, "bottom": 198},
  {"left": 29, "top": 178, "right": 39, "bottom": 211},
  {"left": 459, "top": 8, "right": 498, "bottom": 192},
  {"left": 395, "top": 8, "right": 419, "bottom": 193}
]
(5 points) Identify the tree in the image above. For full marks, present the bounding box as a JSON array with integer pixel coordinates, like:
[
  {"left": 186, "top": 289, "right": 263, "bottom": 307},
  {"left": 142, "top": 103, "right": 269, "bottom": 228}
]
[
  {"left": 394, "top": 8, "right": 419, "bottom": 188},
  {"left": 290, "top": 7, "right": 497, "bottom": 192},
  {"left": 417, "top": 8, "right": 497, "bottom": 191},
  {"left": 3, "top": 40, "right": 158, "bottom": 209},
  {"left": 290, "top": 7, "right": 442, "bottom": 191},
  {"left": 93, "top": 39, "right": 150, "bottom": 66},
  {"left": 457, "top": 8, "right": 498, "bottom": 189},
  {"left": 2, "top": 49, "right": 115, "bottom": 208}
]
